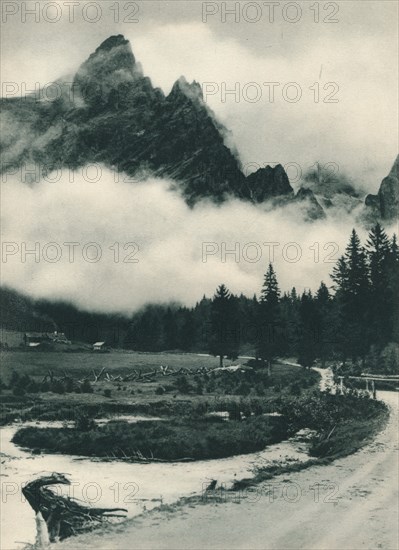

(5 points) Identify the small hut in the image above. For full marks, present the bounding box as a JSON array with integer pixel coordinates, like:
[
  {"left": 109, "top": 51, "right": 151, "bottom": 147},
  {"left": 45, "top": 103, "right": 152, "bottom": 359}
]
[{"left": 93, "top": 341, "right": 107, "bottom": 352}]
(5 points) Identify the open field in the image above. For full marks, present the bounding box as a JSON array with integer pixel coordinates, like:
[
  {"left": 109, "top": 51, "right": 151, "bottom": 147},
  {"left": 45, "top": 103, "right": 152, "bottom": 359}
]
[
  {"left": 1, "top": 351, "right": 391, "bottom": 550},
  {"left": 2, "top": 351, "right": 388, "bottom": 465},
  {"left": 0, "top": 351, "right": 320, "bottom": 419},
  {"left": 0, "top": 350, "right": 222, "bottom": 378},
  {"left": 1, "top": 351, "right": 320, "bottom": 460}
]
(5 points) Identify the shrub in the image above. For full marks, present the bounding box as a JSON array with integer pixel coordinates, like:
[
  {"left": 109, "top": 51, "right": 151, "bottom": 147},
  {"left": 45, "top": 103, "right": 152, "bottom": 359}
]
[
  {"left": 175, "top": 375, "right": 191, "bottom": 394},
  {"left": 65, "top": 378, "right": 75, "bottom": 393},
  {"left": 227, "top": 403, "right": 241, "bottom": 421},
  {"left": 195, "top": 381, "right": 204, "bottom": 395},
  {"left": 206, "top": 379, "right": 216, "bottom": 393},
  {"left": 12, "top": 415, "right": 285, "bottom": 460},
  {"left": 236, "top": 382, "right": 251, "bottom": 396},
  {"left": 81, "top": 380, "right": 94, "bottom": 394},
  {"left": 9, "top": 371, "right": 20, "bottom": 388},
  {"left": 239, "top": 399, "right": 252, "bottom": 418},
  {"left": 256, "top": 384, "right": 266, "bottom": 396},
  {"left": 103, "top": 389, "right": 112, "bottom": 398},
  {"left": 74, "top": 412, "right": 96, "bottom": 432},
  {"left": 289, "top": 382, "right": 302, "bottom": 396},
  {"left": 12, "top": 386, "right": 26, "bottom": 397},
  {"left": 26, "top": 380, "right": 40, "bottom": 393},
  {"left": 381, "top": 343, "right": 399, "bottom": 375},
  {"left": 41, "top": 381, "right": 50, "bottom": 392},
  {"left": 279, "top": 390, "right": 387, "bottom": 436},
  {"left": 50, "top": 380, "right": 65, "bottom": 394}
]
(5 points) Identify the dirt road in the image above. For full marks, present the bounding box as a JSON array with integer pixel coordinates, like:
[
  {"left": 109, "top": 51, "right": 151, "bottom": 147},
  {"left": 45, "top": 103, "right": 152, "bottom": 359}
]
[{"left": 54, "top": 390, "right": 398, "bottom": 550}]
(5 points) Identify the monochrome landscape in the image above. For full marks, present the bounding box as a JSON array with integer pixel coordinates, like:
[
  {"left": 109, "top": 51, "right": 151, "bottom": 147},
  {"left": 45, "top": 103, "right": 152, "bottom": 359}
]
[{"left": 0, "top": 2, "right": 398, "bottom": 549}]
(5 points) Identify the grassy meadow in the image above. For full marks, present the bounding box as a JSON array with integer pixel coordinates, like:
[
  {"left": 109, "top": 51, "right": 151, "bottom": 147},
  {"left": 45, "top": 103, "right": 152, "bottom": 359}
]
[{"left": 1, "top": 350, "right": 388, "bottom": 463}]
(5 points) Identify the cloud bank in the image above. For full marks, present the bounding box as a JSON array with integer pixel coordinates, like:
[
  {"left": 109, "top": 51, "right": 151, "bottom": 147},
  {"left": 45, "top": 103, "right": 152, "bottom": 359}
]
[{"left": 1, "top": 168, "right": 383, "bottom": 315}]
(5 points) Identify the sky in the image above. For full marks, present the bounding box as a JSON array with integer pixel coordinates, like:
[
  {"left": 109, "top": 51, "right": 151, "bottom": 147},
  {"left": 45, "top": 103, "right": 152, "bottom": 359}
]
[
  {"left": 1, "top": 0, "right": 398, "bottom": 189},
  {"left": 0, "top": 1, "right": 398, "bottom": 313}
]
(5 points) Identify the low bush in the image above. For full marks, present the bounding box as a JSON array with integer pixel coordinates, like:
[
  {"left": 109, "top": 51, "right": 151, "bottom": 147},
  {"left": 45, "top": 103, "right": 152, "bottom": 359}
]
[
  {"left": 80, "top": 380, "right": 94, "bottom": 393},
  {"left": 278, "top": 389, "right": 386, "bottom": 434},
  {"left": 277, "top": 389, "right": 388, "bottom": 458},
  {"left": 74, "top": 412, "right": 96, "bottom": 432},
  {"left": 13, "top": 415, "right": 287, "bottom": 461}
]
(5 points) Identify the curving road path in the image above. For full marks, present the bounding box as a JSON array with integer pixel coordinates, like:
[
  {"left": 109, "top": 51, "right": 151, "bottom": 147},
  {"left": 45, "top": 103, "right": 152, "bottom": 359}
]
[{"left": 55, "top": 386, "right": 399, "bottom": 550}]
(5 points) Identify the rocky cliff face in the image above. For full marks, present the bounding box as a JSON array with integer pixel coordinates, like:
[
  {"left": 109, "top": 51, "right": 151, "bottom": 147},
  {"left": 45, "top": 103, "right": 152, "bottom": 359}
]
[
  {"left": 0, "top": 34, "right": 396, "bottom": 224},
  {"left": 299, "top": 163, "right": 364, "bottom": 215},
  {"left": 246, "top": 164, "right": 294, "bottom": 203},
  {"left": 294, "top": 188, "right": 326, "bottom": 221},
  {"left": 1, "top": 35, "right": 248, "bottom": 205},
  {"left": 364, "top": 155, "right": 399, "bottom": 223}
]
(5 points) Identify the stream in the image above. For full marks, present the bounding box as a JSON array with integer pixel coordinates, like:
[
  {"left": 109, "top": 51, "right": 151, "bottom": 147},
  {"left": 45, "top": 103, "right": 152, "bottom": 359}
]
[{"left": 0, "top": 415, "right": 313, "bottom": 550}]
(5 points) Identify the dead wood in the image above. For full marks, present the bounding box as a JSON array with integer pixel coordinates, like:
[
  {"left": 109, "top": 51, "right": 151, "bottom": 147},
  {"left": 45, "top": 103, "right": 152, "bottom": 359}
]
[{"left": 22, "top": 473, "right": 127, "bottom": 543}]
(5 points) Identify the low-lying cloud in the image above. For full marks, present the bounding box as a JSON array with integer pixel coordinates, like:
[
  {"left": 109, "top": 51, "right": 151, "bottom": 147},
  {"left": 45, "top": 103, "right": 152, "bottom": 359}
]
[{"left": 0, "top": 167, "right": 391, "bottom": 315}]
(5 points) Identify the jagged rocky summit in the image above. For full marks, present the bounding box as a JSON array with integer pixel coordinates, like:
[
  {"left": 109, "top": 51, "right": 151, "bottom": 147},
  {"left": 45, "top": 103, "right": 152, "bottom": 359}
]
[
  {"left": 0, "top": 34, "right": 397, "bottom": 223},
  {"left": 364, "top": 155, "right": 399, "bottom": 224}
]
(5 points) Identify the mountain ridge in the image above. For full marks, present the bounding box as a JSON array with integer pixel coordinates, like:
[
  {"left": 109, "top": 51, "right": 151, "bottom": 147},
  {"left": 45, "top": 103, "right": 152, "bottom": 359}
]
[
  {"left": 364, "top": 155, "right": 399, "bottom": 224},
  {"left": 0, "top": 35, "right": 397, "bottom": 222}
]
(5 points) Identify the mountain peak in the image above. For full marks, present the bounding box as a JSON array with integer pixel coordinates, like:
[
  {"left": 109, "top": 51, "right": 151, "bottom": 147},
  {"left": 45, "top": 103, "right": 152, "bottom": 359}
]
[
  {"left": 83, "top": 34, "right": 137, "bottom": 70},
  {"left": 96, "top": 34, "right": 130, "bottom": 52},
  {"left": 72, "top": 35, "right": 141, "bottom": 106},
  {"left": 3, "top": 33, "right": 385, "bottom": 224},
  {"left": 388, "top": 154, "right": 399, "bottom": 179},
  {"left": 169, "top": 77, "right": 204, "bottom": 102},
  {"left": 246, "top": 164, "right": 294, "bottom": 202},
  {"left": 364, "top": 155, "right": 399, "bottom": 223},
  {"left": 295, "top": 187, "right": 326, "bottom": 220}
]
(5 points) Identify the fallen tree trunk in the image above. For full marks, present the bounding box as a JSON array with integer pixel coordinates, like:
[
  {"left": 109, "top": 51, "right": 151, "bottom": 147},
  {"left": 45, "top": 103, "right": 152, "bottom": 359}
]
[{"left": 22, "top": 473, "right": 127, "bottom": 544}]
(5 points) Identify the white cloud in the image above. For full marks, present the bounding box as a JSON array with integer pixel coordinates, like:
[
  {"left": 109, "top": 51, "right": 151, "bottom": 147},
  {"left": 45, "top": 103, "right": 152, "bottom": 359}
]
[
  {"left": 0, "top": 2, "right": 397, "bottom": 314},
  {"left": 1, "top": 168, "right": 387, "bottom": 314},
  {"left": 131, "top": 22, "right": 397, "bottom": 191}
]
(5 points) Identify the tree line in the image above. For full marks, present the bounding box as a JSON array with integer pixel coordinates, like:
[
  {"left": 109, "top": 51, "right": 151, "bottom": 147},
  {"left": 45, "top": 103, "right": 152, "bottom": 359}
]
[
  {"left": 4, "top": 224, "right": 396, "bottom": 374},
  {"left": 124, "top": 224, "right": 399, "bottom": 373}
]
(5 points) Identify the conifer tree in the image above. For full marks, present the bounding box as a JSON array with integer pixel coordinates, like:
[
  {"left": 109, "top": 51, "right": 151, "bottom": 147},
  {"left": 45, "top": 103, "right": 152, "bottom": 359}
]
[
  {"left": 315, "top": 281, "right": 333, "bottom": 366},
  {"left": 388, "top": 234, "right": 399, "bottom": 343},
  {"left": 257, "top": 264, "right": 281, "bottom": 373},
  {"left": 209, "top": 284, "right": 239, "bottom": 367},
  {"left": 331, "top": 229, "right": 370, "bottom": 364},
  {"left": 366, "top": 224, "right": 392, "bottom": 347},
  {"left": 297, "top": 290, "right": 318, "bottom": 368}
]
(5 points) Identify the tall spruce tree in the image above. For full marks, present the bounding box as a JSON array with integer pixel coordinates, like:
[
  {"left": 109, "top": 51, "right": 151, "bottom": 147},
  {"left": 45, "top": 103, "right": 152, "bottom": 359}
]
[
  {"left": 366, "top": 224, "right": 392, "bottom": 347},
  {"left": 388, "top": 234, "right": 399, "bottom": 343},
  {"left": 315, "top": 281, "right": 333, "bottom": 367},
  {"left": 209, "top": 284, "right": 239, "bottom": 367},
  {"left": 163, "top": 307, "right": 178, "bottom": 350},
  {"left": 279, "top": 288, "right": 301, "bottom": 357},
  {"left": 178, "top": 309, "right": 196, "bottom": 351},
  {"left": 257, "top": 263, "right": 281, "bottom": 373},
  {"left": 297, "top": 290, "right": 318, "bottom": 368},
  {"left": 331, "top": 229, "right": 370, "bottom": 365}
]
